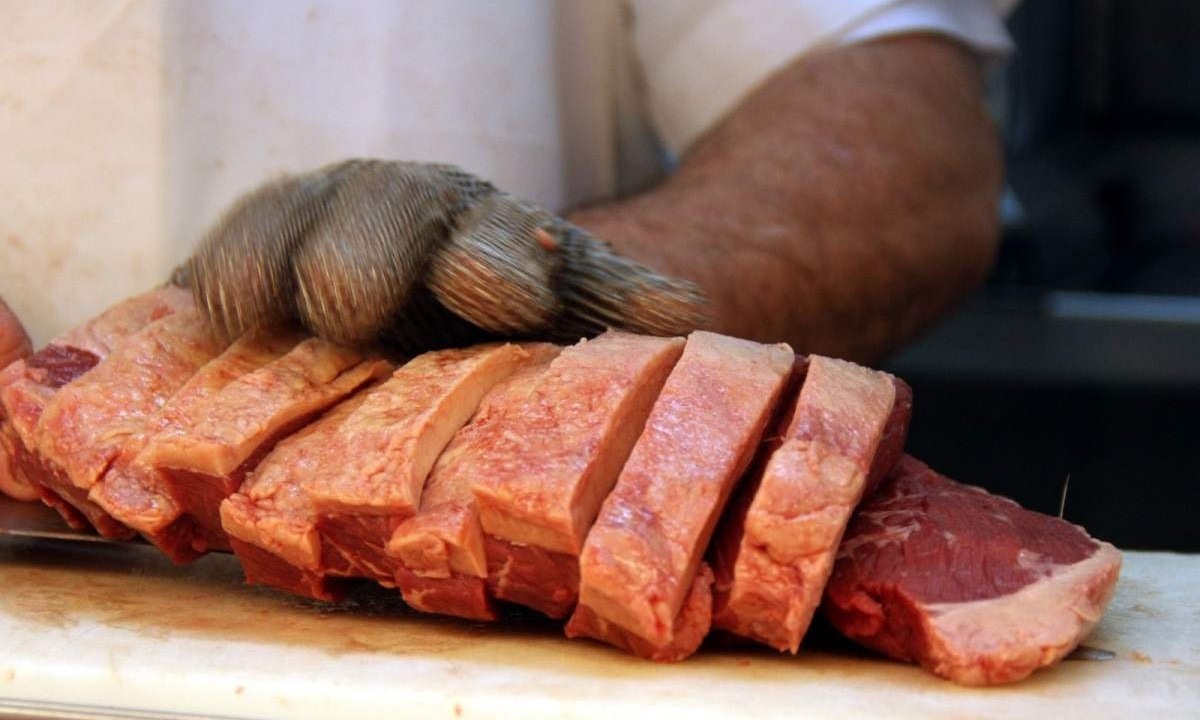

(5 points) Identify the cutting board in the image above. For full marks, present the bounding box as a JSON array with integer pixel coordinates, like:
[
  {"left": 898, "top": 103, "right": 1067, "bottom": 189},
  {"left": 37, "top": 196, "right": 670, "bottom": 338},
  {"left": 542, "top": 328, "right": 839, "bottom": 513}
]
[{"left": 0, "top": 537, "right": 1196, "bottom": 720}]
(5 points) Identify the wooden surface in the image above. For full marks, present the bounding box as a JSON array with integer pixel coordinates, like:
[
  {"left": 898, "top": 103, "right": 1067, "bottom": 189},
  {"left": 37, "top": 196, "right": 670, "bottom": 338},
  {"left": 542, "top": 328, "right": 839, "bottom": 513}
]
[{"left": 0, "top": 537, "right": 1196, "bottom": 720}]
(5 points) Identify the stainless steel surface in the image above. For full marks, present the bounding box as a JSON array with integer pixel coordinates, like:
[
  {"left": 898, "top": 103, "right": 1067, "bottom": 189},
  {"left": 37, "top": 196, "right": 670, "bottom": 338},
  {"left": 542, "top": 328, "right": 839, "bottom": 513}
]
[
  {"left": 1067, "top": 646, "right": 1117, "bottom": 662},
  {"left": 0, "top": 497, "right": 122, "bottom": 545},
  {"left": 0, "top": 698, "right": 246, "bottom": 720}
]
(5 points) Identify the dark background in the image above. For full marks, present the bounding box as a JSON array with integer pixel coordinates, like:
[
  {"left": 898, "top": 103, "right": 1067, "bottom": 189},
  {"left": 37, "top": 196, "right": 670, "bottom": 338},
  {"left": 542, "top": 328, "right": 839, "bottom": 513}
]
[{"left": 882, "top": 0, "right": 1199, "bottom": 551}]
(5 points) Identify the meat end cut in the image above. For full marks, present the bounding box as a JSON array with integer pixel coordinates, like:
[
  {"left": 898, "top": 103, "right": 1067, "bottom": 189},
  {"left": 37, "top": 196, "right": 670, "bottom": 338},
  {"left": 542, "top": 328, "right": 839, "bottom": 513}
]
[
  {"left": 30, "top": 308, "right": 228, "bottom": 538},
  {"left": 0, "top": 286, "right": 191, "bottom": 504},
  {"left": 222, "top": 344, "right": 527, "bottom": 599},
  {"left": 567, "top": 331, "right": 794, "bottom": 659},
  {"left": 472, "top": 331, "right": 685, "bottom": 618},
  {"left": 388, "top": 343, "right": 561, "bottom": 621},
  {"left": 92, "top": 329, "right": 388, "bottom": 562},
  {"left": 823, "top": 455, "right": 1122, "bottom": 686},
  {"left": 710, "top": 355, "right": 905, "bottom": 652}
]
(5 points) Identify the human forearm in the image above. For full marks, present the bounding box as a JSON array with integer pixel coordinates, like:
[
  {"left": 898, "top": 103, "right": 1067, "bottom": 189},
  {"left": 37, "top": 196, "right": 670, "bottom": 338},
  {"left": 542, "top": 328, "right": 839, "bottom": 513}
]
[{"left": 569, "top": 35, "right": 1002, "bottom": 361}]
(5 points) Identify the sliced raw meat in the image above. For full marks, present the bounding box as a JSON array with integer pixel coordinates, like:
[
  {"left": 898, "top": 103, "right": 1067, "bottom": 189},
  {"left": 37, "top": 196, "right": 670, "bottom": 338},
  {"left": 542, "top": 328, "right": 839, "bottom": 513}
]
[
  {"left": 0, "top": 286, "right": 191, "bottom": 504},
  {"left": 222, "top": 345, "right": 526, "bottom": 599},
  {"left": 824, "top": 455, "right": 1122, "bottom": 685},
  {"left": 221, "top": 388, "right": 377, "bottom": 601},
  {"left": 567, "top": 565, "right": 714, "bottom": 663},
  {"left": 154, "top": 338, "right": 386, "bottom": 552},
  {"left": 32, "top": 309, "right": 228, "bottom": 537},
  {"left": 0, "top": 346, "right": 100, "bottom": 506},
  {"left": 866, "top": 378, "right": 912, "bottom": 494},
  {"left": 91, "top": 329, "right": 388, "bottom": 562},
  {"left": 305, "top": 344, "right": 530, "bottom": 583},
  {"left": 389, "top": 344, "right": 561, "bottom": 621},
  {"left": 710, "top": 355, "right": 902, "bottom": 652},
  {"left": 473, "top": 331, "right": 685, "bottom": 618},
  {"left": 567, "top": 332, "right": 793, "bottom": 659}
]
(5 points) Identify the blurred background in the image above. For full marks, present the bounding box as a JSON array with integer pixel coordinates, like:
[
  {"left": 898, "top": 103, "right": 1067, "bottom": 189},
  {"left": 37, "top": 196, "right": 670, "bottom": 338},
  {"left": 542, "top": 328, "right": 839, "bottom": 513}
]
[{"left": 884, "top": 0, "right": 1199, "bottom": 551}]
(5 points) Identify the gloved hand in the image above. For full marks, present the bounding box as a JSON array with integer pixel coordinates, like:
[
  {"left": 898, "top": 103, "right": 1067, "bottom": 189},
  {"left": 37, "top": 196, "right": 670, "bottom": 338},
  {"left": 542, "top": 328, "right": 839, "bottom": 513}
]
[
  {"left": 184, "top": 160, "right": 707, "bottom": 352},
  {"left": 0, "top": 297, "right": 32, "bottom": 368}
]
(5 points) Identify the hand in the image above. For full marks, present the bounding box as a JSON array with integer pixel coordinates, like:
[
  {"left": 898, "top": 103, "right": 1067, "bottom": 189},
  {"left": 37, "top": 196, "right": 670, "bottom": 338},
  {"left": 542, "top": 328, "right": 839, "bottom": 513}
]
[
  {"left": 0, "top": 297, "right": 32, "bottom": 368},
  {"left": 184, "top": 160, "right": 706, "bottom": 351}
]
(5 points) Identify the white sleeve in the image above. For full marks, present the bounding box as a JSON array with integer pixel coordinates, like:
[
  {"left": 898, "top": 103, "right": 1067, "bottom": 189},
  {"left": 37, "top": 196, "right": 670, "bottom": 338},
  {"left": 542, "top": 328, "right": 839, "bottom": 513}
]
[
  {"left": 630, "top": 0, "right": 1017, "bottom": 156},
  {"left": 838, "top": 0, "right": 1016, "bottom": 56}
]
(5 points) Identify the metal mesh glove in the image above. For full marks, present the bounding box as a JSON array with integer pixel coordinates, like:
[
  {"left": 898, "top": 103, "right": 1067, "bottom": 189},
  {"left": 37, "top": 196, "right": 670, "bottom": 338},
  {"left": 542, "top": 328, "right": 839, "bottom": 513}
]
[{"left": 186, "top": 160, "right": 707, "bottom": 349}]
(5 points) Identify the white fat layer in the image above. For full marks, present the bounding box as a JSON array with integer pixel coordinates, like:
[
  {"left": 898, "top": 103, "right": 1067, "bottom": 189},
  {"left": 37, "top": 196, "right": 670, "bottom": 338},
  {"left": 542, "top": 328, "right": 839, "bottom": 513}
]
[{"left": 921, "top": 541, "right": 1123, "bottom": 685}]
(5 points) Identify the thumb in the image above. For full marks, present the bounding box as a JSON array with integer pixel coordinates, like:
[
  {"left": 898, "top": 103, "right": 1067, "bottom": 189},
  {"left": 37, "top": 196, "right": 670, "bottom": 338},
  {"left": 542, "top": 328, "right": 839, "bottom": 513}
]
[{"left": 0, "top": 297, "right": 32, "bottom": 368}]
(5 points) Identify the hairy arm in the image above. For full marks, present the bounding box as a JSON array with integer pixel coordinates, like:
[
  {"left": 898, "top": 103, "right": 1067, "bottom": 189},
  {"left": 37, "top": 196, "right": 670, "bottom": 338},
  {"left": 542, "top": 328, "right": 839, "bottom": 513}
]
[{"left": 570, "top": 35, "right": 1002, "bottom": 362}]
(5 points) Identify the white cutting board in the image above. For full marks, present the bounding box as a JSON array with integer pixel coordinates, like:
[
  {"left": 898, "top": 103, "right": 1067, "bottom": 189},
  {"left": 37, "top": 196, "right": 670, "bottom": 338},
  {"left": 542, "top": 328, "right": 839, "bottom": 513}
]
[{"left": 0, "top": 539, "right": 1196, "bottom": 720}]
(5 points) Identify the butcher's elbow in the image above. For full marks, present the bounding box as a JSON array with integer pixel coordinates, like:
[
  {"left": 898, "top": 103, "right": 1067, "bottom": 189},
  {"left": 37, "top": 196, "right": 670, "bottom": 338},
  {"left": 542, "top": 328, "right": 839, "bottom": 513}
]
[
  {"left": 961, "top": 211, "right": 1001, "bottom": 298},
  {"left": 947, "top": 121, "right": 1004, "bottom": 302}
]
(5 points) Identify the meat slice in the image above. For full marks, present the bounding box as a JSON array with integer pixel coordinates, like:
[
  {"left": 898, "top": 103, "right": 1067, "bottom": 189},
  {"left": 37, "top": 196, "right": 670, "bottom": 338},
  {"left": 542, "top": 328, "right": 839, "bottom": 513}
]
[
  {"left": 91, "top": 329, "right": 388, "bottom": 562},
  {"left": 567, "top": 565, "right": 715, "bottom": 662},
  {"left": 31, "top": 309, "right": 228, "bottom": 537},
  {"left": 473, "top": 331, "right": 685, "bottom": 618},
  {"left": 152, "top": 337, "right": 387, "bottom": 552},
  {"left": 305, "top": 344, "right": 531, "bottom": 583},
  {"left": 388, "top": 344, "right": 561, "bottom": 621},
  {"left": 866, "top": 378, "right": 913, "bottom": 494},
  {"left": 824, "top": 456, "right": 1122, "bottom": 685},
  {"left": 710, "top": 355, "right": 902, "bottom": 652},
  {"left": 222, "top": 344, "right": 527, "bottom": 599},
  {"left": 221, "top": 389, "right": 376, "bottom": 600},
  {"left": 0, "top": 286, "right": 191, "bottom": 504},
  {"left": 566, "top": 332, "right": 793, "bottom": 660}
]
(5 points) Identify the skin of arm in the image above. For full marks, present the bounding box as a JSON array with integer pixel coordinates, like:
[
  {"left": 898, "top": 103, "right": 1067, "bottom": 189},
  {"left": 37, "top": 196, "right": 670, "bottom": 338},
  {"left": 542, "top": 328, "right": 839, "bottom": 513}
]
[
  {"left": 0, "top": 297, "right": 32, "bottom": 368},
  {"left": 568, "top": 34, "right": 1003, "bottom": 362}
]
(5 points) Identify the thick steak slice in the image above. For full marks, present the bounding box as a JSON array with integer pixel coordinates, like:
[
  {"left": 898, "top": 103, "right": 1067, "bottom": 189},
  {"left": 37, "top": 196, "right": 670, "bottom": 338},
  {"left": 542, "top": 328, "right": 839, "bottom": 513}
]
[
  {"left": 92, "top": 330, "right": 387, "bottom": 562},
  {"left": 824, "top": 456, "right": 1122, "bottom": 686},
  {"left": 567, "top": 565, "right": 715, "bottom": 662},
  {"left": 566, "top": 332, "right": 793, "bottom": 659},
  {"left": 0, "top": 286, "right": 191, "bottom": 504},
  {"left": 31, "top": 309, "right": 227, "bottom": 538},
  {"left": 710, "top": 356, "right": 901, "bottom": 652},
  {"left": 153, "top": 338, "right": 387, "bottom": 553},
  {"left": 221, "top": 389, "right": 377, "bottom": 600},
  {"left": 388, "top": 344, "right": 561, "bottom": 621},
  {"left": 473, "top": 331, "right": 685, "bottom": 618},
  {"left": 305, "top": 345, "right": 530, "bottom": 583},
  {"left": 222, "top": 345, "right": 526, "bottom": 599},
  {"left": 866, "top": 379, "right": 913, "bottom": 494}
]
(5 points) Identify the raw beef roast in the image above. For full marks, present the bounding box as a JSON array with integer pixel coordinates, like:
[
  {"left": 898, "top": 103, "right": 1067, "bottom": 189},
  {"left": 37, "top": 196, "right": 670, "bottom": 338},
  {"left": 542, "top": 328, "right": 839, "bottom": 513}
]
[
  {"left": 0, "top": 286, "right": 1124, "bottom": 680},
  {"left": 823, "top": 455, "right": 1122, "bottom": 685},
  {"left": 567, "top": 332, "right": 793, "bottom": 660}
]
